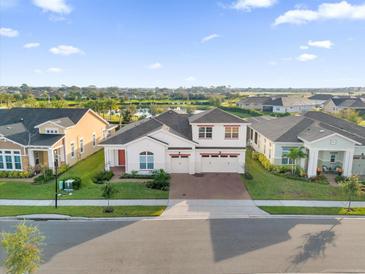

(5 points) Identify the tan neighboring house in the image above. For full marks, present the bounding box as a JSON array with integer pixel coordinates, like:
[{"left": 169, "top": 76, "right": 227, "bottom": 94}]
[
  {"left": 323, "top": 97, "right": 365, "bottom": 113},
  {"left": 0, "top": 108, "right": 116, "bottom": 173}
]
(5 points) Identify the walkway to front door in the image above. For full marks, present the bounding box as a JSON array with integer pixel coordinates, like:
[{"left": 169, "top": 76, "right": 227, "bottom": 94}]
[{"left": 169, "top": 173, "right": 251, "bottom": 200}]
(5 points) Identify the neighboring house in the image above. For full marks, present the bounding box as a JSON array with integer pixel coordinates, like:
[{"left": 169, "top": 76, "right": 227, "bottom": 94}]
[
  {"left": 0, "top": 108, "right": 116, "bottom": 173},
  {"left": 323, "top": 97, "right": 365, "bottom": 113},
  {"left": 248, "top": 111, "right": 365, "bottom": 177},
  {"left": 100, "top": 108, "right": 248, "bottom": 174},
  {"left": 236, "top": 97, "right": 272, "bottom": 111},
  {"left": 267, "top": 97, "right": 317, "bottom": 113},
  {"left": 308, "top": 94, "right": 333, "bottom": 108}
]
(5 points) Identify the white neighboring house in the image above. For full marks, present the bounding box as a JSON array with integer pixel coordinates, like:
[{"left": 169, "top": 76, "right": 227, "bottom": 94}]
[
  {"left": 308, "top": 94, "right": 333, "bottom": 108},
  {"left": 248, "top": 112, "right": 365, "bottom": 177},
  {"left": 100, "top": 108, "right": 248, "bottom": 174},
  {"left": 268, "top": 97, "right": 317, "bottom": 113}
]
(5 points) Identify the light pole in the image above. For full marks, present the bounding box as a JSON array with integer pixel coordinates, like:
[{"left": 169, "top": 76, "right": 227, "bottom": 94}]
[{"left": 54, "top": 158, "right": 58, "bottom": 209}]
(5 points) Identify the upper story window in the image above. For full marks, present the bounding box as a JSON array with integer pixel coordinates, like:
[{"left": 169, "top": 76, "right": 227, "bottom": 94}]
[
  {"left": 225, "top": 126, "right": 239, "bottom": 139},
  {"left": 198, "top": 127, "right": 213, "bottom": 139},
  {"left": 45, "top": 128, "right": 59, "bottom": 134}
]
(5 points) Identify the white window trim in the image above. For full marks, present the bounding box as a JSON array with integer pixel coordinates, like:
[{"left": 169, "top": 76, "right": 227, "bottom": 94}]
[
  {"left": 92, "top": 133, "right": 96, "bottom": 147},
  {"left": 79, "top": 138, "right": 84, "bottom": 154},
  {"left": 0, "top": 149, "right": 22, "bottom": 171},
  {"left": 45, "top": 128, "right": 59, "bottom": 134},
  {"left": 70, "top": 142, "right": 75, "bottom": 158}
]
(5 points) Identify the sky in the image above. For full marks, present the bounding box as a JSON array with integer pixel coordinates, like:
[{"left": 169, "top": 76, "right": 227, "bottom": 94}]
[{"left": 0, "top": 0, "right": 365, "bottom": 88}]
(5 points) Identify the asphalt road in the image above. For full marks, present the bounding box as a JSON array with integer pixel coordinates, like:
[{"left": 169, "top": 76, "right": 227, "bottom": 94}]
[{"left": 1, "top": 217, "right": 365, "bottom": 274}]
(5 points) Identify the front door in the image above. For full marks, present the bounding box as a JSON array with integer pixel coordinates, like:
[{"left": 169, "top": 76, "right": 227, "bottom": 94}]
[{"left": 118, "top": 150, "right": 126, "bottom": 166}]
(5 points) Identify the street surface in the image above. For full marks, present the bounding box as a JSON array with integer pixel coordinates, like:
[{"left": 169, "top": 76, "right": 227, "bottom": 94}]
[{"left": 1, "top": 217, "right": 365, "bottom": 273}]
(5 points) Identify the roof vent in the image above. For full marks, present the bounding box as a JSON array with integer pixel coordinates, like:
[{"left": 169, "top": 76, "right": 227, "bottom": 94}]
[
  {"left": 320, "top": 129, "right": 325, "bottom": 133},
  {"left": 20, "top": 118, "right": 24, "bottom": 121}
]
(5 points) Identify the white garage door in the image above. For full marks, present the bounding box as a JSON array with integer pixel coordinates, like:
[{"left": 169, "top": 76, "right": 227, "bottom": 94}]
[
  {"left": 170, "top": 155, "right": 190, "bottom": 173},
  {"left": 201, "top": 155, "right": 239, "bottom": 173},
  {"left": 352, "top": 159, "right": 365, "bottom": 175}
]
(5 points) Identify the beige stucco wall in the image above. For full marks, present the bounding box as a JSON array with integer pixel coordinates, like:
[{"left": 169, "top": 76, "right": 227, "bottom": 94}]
[{"left": 63, "top": 111, "right": 108, "bottom": 166}]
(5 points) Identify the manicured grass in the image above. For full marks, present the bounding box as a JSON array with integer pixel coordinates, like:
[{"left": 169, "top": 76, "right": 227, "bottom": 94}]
[
  {"left": 260, "top": 206, "right": 365, "bottom": 216},
  {"left": 0, "top": 150, "right": 169, "bottom": 200},
  {"left": 59, "top": 149, "right": 105, "bottom": 184},
  {"left": 244, "top": 153, "right": 365, "bottom": 201},
  {"left": 0, "top": 206, "right": 166, "bottom": 217}
]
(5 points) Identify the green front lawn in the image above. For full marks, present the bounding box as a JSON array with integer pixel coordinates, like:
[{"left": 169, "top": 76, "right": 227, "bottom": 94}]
[
  {"left": 0, "top": 150, "right": 168, "bottom": 200},
  {"left": 0, "top": 206, "right": 166, "bottom": 217},
  {"left": 244, "top": 153, "right": 365, "bottom": 201},
  {"left": 260, "top": 206, "right": 365, "bottom": 215}
]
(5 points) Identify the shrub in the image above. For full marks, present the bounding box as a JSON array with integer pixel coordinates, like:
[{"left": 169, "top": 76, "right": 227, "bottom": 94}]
[
  {"left": 0, "top": 170, "right": 32, "bottom": 178},
  {"left": 309, "top": 175, "right": 329, "bottom": 184},
  {"left": 335, "top": 175, "right": 346, "bottom": 183},
  {"left": 71, "top": 177, "right": 82, "bottom": 190},
  {"left": 33, "top": 168, "right": 54, "bottom": 184},
  {"left": 92, "top": 171, "right": 114, "bottom": 184},
  {"left": 58, "top": 164, "right": 69, "bottom": 175},
  {"left": 120, "top": 172, "right": 154, "bottom": 179},
  {"left": 146, "top": 169, "right": 170, "bottom": 191}
]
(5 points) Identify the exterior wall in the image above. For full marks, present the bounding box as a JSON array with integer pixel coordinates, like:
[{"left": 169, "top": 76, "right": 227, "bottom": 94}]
[
  {"left": 150, "top": 130, "right": 194, "bottom": 148},
  {"left": 124, "top": 138, "right": 166, "bottom": 173},
  {"left": 353, "top": 146, "right": 365, "bottom": 175},
  {"left": 191, "top": 123, "right": 247, "bottom": 148},
  {"left": 323, "top": 100, "right": 338, "bottom": 113},
  {"left": 38, "top": 123, "right": 65, "bottom": 134},
  {"left": 64, "top": 111, "right": 109, "bottom": 166},
  {"left": 272, "top": 105, "right": 316, "bottom": 113},
  {"left": 237, "top": 102, "right": 263, "bottom": 110}
]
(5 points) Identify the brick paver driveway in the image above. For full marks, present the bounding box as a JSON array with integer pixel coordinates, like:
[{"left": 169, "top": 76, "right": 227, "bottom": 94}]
[{"left": 169, "top": 173, "right": 251, "bottom": 200}]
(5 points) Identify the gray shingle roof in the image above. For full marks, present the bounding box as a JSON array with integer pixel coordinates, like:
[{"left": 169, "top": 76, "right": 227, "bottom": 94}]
[
  {"left": 308, "top": 94, "right": 333, "bottom": 100},
  {"left": 237, "top": 97, "right": 272, "bottom": 105},
  {"left": 0, "top": 108, "right": 89, "bottom": 146},
  {"left": 189, "top": 108, "right": 246, "bottom": 124},
  {"left": 331, "top": 98, "right": 365, "bottom": 108},
  {"left": 250, "top": 111, "right": 365, "bottom": 145}
]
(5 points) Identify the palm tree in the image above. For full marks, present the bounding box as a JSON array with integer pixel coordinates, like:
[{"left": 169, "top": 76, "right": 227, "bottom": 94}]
[{"left": 285, "top": 147, "right": 307, "bottom": 175}]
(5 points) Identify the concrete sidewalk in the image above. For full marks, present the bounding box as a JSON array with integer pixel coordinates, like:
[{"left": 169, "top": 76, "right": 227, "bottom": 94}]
[
  {"left": 1, "top": 199, "right": 365, "bottom": 208},
  {"left": 254, "top": 200, "right": 365, "bottom": 208},
  {"left": 0, "top": 199, "right": 168, "bottom": 206}
]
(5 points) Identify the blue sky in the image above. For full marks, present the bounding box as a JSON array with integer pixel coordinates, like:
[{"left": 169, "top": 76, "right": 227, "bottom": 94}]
[{"left": 1, "top": 0, "right": 365, "bottom": 88}]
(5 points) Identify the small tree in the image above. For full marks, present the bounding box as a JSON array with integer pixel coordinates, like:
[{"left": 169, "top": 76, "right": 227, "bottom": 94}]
[
  {"left": 1, "top": 222, "right": 44, "bottom": 274},
  {"left": 102, "top": 182, "right": 116, "bottom": 213},
  {"left": 341, "top": 176, "right": 362, "bottom": 212},
  {"left": 285, "top": 147, "right": 307, "bottom": 175}
]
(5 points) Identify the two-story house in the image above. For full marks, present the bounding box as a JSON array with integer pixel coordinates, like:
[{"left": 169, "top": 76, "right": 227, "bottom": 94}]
[
  {"left": 0, "top": 108, "right": 115, "bottom": 173},
  {"left": 100, "top": 108, "right": 248, "bottom": 174}
]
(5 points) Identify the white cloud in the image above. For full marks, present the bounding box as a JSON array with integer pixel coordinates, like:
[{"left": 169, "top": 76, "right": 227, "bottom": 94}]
[
  {"left": 300, "top": 45, "right": 309, "bottom": 50},
  {"left": 0, "top": 27, "right": 18, "bottom": 37},
  {"left": 185, "top": 76, "right": 196, "bottom": 82},
  {"left": 201, "top": 33, "right": 220, "bottom": 43},
  {"left": 274, "top": 1, "right": 365, "bottom": 25},
  {"left": 49, "top": 45, "right": 84, "bottom": 55},
  {"left": 231, "top": 0, "right": 277, "bottom": 11},
  {"left": 24, "top": 42, "right": 40, "bottom": 48},
  {"left": 47, "top": 67, "right": 63, "bottom": 73},
  {"left": 32, "top": 0, "right": 71, "bottom": 14},
  {"left": 297, "top": 53, "right": 318, "bottom": 62},
  {"left": 308, "top": 40, "right": 334, "bottom": 49},
  {"left": 148, "top": 62, "right": 162, "bottom": 70}
]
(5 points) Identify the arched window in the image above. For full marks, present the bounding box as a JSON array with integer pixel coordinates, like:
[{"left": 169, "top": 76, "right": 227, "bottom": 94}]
[{"left": 139, "top": 151, "right": 154, "bottom": 170}]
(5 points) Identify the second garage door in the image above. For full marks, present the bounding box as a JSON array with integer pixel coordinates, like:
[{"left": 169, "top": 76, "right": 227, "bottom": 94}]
[
  {"left": 170, "top": 155, "right": 190, "bottom": 173},
  {"left": 201, "top": 155, "right": 238, "bottom": 173}
]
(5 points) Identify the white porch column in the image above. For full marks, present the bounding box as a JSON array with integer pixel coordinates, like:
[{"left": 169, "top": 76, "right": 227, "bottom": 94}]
[
  {"left": 307, "top": 149, "right": 319, "bottom": 177},
  {"left": 189, "top": 149, "right": 195, "bottom": 175},
  {"left": 28, "top": 149, "right": 35, "bottom": 167},
  {"left": 104, "top": 147, "right": 110, "bottom": 171},
  {"left": 48, "top": 148, "right": 55, "bottom": 171},
  {"left": 343, "top": 149, "right": 354, "bottom": 177}
]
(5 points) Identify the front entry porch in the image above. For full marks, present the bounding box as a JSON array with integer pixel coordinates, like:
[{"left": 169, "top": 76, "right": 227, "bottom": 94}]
[
  {"left": 307, "top": 148, "right": 354, "bottom": 178},
  {"left": 28, "top": 146, "right": 66, "bottom": 172}
]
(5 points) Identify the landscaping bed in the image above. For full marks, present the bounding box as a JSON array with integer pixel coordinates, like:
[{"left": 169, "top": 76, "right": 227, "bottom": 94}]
[
  {"left": 0, "top": 206, "right": 166, "bottom": 217},
  {"left": 260, "top": 206, "right": 365, "bottom": 216}
]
